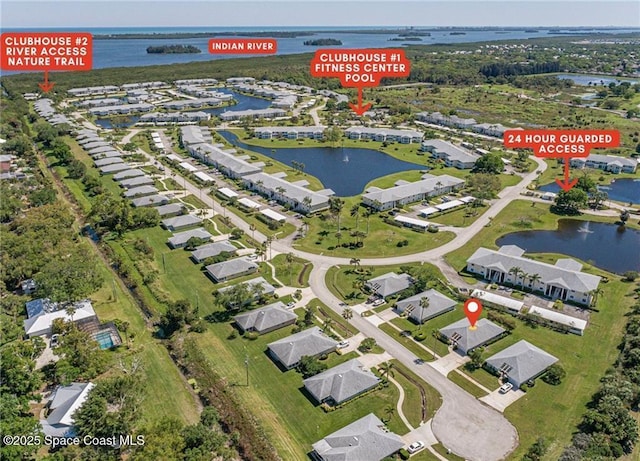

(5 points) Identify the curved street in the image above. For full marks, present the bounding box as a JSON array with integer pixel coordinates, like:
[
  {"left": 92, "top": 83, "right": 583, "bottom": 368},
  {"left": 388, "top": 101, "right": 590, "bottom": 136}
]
[{"left": 135, "top": 136, "right": 550, "bottom": 459}]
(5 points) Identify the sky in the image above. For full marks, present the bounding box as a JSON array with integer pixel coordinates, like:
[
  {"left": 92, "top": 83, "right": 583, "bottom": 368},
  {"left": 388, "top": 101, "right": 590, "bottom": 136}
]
[{"left": 2, "top": 0, "right": 639, "bottom": 28}]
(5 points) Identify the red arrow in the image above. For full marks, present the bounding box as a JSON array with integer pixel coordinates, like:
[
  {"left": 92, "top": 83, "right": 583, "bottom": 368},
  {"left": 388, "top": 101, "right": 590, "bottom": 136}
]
[
  {"left": 556, "top": 158, "right": 578, "bottom": 191},
  {"left": 38, "top": 71, "right": 55, "bottom": 93},
  {"left": 349, "top": 87, "right": 372, "bottom": 116}
]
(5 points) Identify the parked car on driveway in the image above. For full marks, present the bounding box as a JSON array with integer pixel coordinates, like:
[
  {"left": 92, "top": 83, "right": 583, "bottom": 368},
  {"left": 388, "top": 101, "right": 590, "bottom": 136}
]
[
  {"left": 408, "top": 441, "right": 425, "bottom": 454},
  {"left": 337, "top": 340, "right": 349, "bottom": 349},
  {"left": 499, "top": 382, "right": 513, "bottom": 393}
]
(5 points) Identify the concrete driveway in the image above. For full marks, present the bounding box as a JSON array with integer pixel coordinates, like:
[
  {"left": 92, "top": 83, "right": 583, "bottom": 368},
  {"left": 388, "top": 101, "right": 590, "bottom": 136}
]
[
  {"left": 430, "top": 351, "right": 470, "bottom": 376},
  {"left": 480, "top": 388, "right": 526, "bottom": 413}
]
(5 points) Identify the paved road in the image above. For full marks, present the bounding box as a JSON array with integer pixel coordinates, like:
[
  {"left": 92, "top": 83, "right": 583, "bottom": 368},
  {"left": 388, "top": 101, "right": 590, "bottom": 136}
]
[
  {"left": 310, "top": 263, "right": 519, "bottom": 461},
  {"left": 134, "top": 142, "right": 543, "bottom": 460}
]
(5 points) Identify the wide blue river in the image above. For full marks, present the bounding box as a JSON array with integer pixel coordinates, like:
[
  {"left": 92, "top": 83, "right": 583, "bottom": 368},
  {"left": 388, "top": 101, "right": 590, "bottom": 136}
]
[{"left": 2, "top": 26, "right": 638, "bottom": 72}]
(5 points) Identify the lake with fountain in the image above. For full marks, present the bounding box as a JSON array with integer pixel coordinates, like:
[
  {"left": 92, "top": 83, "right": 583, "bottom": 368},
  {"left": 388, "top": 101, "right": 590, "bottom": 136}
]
[
  {"left": 217, "top": 130, "right": 426, "bottom": 196},
  {"left": 496, "top": 219, "right": 640, "bottom": 274}
]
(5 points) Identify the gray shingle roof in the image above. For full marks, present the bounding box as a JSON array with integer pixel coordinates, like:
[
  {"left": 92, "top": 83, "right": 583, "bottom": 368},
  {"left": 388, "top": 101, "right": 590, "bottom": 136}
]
[
  {"left": 161, "top": 214, "right": 202, "bottom": 230},
  {"left": 113, "top": 169, "right": 145, "bottom": 180},
  {"left": 190, "top": 241, "right": 237, "bottom": 262},
  {"left": 485, "top": 340, "right": 558, "bottom": 387},
  {"left": 217, "top": 277, "right": 276, "bottom": 296},
  {"left": 268, "top": 326, "right": 338, "bottom": 369},
  {"left": 131, "top": 194, "right": 169, "bottom": 207},
  {"left": 94, "top": 157, "right": 124, "bottom": 167},
  {"left": 467, "top": 246, "right": 601, "bottom": 293},
  {"left": 304, "top": 359, "right": 380, "bottom": 404},
  {"left": 205, "top": 257, "right": 258, "bottom": 282},
  {"left": 365, "top": 272, "right": 413, "bottom": 298},
  {"left": 439, "top": 318, "right": 505, "bottom": 354},
  {"left": 100, "top": 163, "right": 131, "bottom": 174},
  {"left": 117, "top": 175, "right": 153, "bottom": 188},
  {"left": 155, "top": 203, "right": 185, "bottom": 216},
  {"left": 362, "top": 174, "right": 464, "bottom": 206},
  {"left": 233, "top": 302, "right": 297, "bottom": 333},
  {"left": 123, "top": 185, "right": 159, "bottom": 198},
  {"left": 243, "top": 172, "right": 332, "bottom": 208},
  {"left": 396, "top": 289, "right": 456, "bottom": 323},
  {"left": 167, "top": 228, "right": 213, "bottom": 247},
  {"left": 312, "top": 413, "right": 404, "bottom": 461}
]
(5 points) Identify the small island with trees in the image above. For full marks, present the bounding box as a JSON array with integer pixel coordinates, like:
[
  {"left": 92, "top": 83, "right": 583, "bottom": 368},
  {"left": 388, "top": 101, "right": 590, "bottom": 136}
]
[
  {"left": 303, "top": 38, "right": 342, "bottom": 46},
  {"left": 146, "top": 44, "right": 201, "bottom": 54}
]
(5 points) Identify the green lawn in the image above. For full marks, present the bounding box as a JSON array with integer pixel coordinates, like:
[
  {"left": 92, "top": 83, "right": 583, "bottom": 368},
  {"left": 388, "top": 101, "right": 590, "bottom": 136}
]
[
  {"left": 433, "top": 443, "right": 466, "bottom": 461},
  {"left": 447, "top": 370, "right": 488, "bottom": 398},
  {"left": 428, "top": 204, "right": 489, "bottom": 227},
  {"left": 440, "top": 200, "right": 638, "bottom": 458},
  {"left": 325, "top": 262, "right": 447, "bottom": 305},
  {"left": 392, "top": 361, "right": 443, "bottom": 424},
  {"left": 224, "top": 201, "right": 297, "bottom": 239},
  {"left": 293, "top": 195, "right": 456, "bottom": 258},
  {"left": 460, "top": 366, "right": 501, "bottom": 391},
  {"left": 193, "top": 323, "right": 410, "bottom": 461},
  {"left": 308, "top": 298, "right": 358, "bottom": 338},
  {"left": 181, "top": 193, "right": 209, "bottom": 210},
  {"left": 379, "top": 323, "right": 435, "bottom": 363}
]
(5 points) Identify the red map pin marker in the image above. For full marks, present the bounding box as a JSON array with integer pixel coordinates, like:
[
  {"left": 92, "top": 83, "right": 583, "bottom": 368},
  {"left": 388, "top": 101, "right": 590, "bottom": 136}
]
[{"left": 464, "top": 298, "right": 483, "bottom": 330}]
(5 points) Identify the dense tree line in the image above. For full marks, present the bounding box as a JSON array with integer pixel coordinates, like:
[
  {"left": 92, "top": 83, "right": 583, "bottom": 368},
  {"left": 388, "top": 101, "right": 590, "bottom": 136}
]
[
  {"left": 560, "top": 299, "right": 640, "bottom": 459},
  {"left": 480, "top": 61, "right": 560, "bottom": 78}
]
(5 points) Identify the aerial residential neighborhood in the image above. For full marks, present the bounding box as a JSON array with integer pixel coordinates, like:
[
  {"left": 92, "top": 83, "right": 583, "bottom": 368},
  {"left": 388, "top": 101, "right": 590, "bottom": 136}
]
[{"left": 1, "top": 2, "right": 639, "bottom": 461}]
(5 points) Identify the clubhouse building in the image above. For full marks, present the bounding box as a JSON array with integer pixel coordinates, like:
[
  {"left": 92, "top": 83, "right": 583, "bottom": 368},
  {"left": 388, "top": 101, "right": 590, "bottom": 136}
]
[{"left": 466, "top": 245, "right": 601, "bottom": 306}]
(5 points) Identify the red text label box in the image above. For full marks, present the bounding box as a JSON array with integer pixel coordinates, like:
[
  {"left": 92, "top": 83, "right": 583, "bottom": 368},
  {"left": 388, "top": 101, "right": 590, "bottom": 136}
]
[
  {"left": 503, "top": 129, "right": 620, "bottom": 158},
  {"left": 209, "top": 38, "right": 277, "bottom": 55},
  {"left": 310, "top": 49, "right": 411, "bottom": 87},
  {"left": 1, "top": 32, "right": 92, "bottom": 71}
]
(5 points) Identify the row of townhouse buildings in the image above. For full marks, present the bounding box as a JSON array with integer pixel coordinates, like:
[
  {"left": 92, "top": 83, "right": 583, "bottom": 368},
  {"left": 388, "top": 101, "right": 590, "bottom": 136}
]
[
  {"left": 420, "top": 139, "right": 481, "bottom": 169},
  {"left": 88, "top": 102, "right": 155, "bottom": 116},
  {"left": 139, "top": 111, "right": 210, "bottom": 124},
  {"left": 344, "top": 127, "right": 424, "bottom": 144},
  {"left": 566, "top": 153, "right": 637, "bottom": 174},
  {"left": 232, "top": 83, "right": 298, "bottom": 108},
  {"left": 67, "top": 81, "right": 167, "bottom": 97},
  {"left": 180, "top": 126, "right": 333, "bottom": 212},
  {"left": 253, "top": 126, "right": 326, "bottom": 140},
  {"left": 362, "top": 173, "right": 465, "bottom": 211},
  {"left": 416, "top": 111, "right": 516, "bottom": 138}
]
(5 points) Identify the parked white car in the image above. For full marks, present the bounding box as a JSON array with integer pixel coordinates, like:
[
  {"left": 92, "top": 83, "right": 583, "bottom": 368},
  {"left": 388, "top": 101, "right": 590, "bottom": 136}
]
[
  {"left": 407, "top": 441, "right": 425, "bottom": 454},
  {"left": 337, "top": 341, "right": 349, "bottom": 349},
  {"left": 372, "top": 298, "right": 386, "bottom": 307},
  {"left": 499, "top": 382, "right": 513, "bottom": 394}
]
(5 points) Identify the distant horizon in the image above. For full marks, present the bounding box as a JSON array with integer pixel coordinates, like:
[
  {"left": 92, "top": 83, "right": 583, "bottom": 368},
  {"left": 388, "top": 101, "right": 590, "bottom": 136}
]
[{"left": 3, "top": 1, "right": 639, "bottom": 28}]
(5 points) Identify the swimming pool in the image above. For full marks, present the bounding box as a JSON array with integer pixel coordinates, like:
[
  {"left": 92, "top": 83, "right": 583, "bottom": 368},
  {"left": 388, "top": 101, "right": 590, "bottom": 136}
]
[{"left": 95, "top": 331, "right": 114, "bottom": 349}]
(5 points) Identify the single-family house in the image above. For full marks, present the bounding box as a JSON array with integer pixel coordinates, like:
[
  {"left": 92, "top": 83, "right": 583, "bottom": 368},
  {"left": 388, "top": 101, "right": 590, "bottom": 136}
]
[
  {"left": 268, "top": 326, "right": 338, "bottom": 369},
  {"left": 233, "top": 302, "right": 297, "bottom": 334},
  {"left": 40, "top": 382, "right": 95, "bottom": 437},
  {"left": 311, "top": 413, "right": 404, "bottom": 461},
  {"left": 161, "top": 214, "right": 203, "bottom": 231},
  {"left": 439, "top": 318, "right": 506, "bottom": 354},
  {"left": 190, "top": 241, "right": 237, "bottom": 263},
  {"left": 24, "top": 299, "right": 97, "bottom": 338},
  {"left": 365, "top": 272, "right": 413, "bottom": 298},
  {"left": 205, "top": 257, "right": 258, "bottom": 282},
  {"left": 167, "top": 228, "right": 213, "bottom": 249},
  {"left": 485, "top": 340, "right": 558, "bottom": 388},
  {"left": 303, "top": 359, "right": 380, "bottom": 405},
  {"left": 131, "top": 194, "right": 169, "bottom": 207},
  {"left": 395, "top": 289, "right": 456, "bottom": 324}
]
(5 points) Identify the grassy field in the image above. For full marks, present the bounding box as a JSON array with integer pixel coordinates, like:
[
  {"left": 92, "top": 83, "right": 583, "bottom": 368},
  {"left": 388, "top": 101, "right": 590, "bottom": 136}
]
[
  {"left": 428, "top": 203, "right": 489, "bottom": 227},
  {"left": 389, "top": 316, "right": 452, "bottom": 358},
  {"left": 224, "top": 200, "right": 297, "bottom": 239},
  {"left": 325, "top": 262, "right": 447, "bottom": 306},
  {"left": 447, "top": 370, "right": 488, "bottom": 398},
  {"left": 45, "top": 148, "right": 201, "bottom": 426},
  {"left": 270, "top": 253, "right": 312, "bottom": 287},
  {"left": 193, "top": 323, "right": 409, "bottom": 461},
  {"left": 392, "top": 360, "right": 443, "bottom": 424},
  {"left": 440, "top": 199, "right": 638, "bottom": 459},
  {"left": 379, "top": 323, "right": 435, "bottom": 362},
  {"left": 307, "top": 298, "right": 359, "bottom": 338}
]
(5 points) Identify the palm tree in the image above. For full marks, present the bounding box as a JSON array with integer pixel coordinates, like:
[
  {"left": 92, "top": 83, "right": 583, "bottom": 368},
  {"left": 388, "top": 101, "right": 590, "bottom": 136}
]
[
  {"left": 508, "top": 266, "right": 522, "bottom": 288},
  {"left": 322, "top": 318, "right": 333, "bottom": 333},
  {"left": 302, "top": 196, "right": 312, "bottom": 213},
  {"left": 335, "top": 231, "right": 342, "bottom": 247},
  {"left": 65, "top": 305, "right": 77, "bottom": 323},
  {"left": 342, "top": 308, "right": 353, "bottom": 320},
  {"left": 329, "top": 197, "right": 345, "bottom": 230},
  {"left": 350, "top": 204, "right": 360, "bottom": 229},
  {"left": 419, "top": 297, "right": 430, "bottom": 325},
  {"left": 275, "top": 186, "right": 286, "bottom": 197},
  {"left": 379, "top": 361, "right": 395, "bottom": 381},
  {"left": 620, "top": 209, "right": 630, "bottom": 225},
  {"left": 529, "top": 273, "right": 542, "bottom": 292},
  {"left": 435, "top": 181, "right": 443, "bottom": 197},
  {"left": 521, "top": 272, "right": 531, "bottom": 292},
  {"left": 364, "top": 208, "right": 373, "bottom": 235},
  {"left": 265, "top": 236, "right": 273, "bottom": 260},
  {"left": 349, "top": 257, "right": 361, "bottom": 272},
  {"left": 589, "top": 287, "right": 604, "bottom": 307},
  {"left": 286, "top": 252, "right": 295, "bottom": 285},
  {"left": 249, "top": 224, "right": 256, "bottom": 241}
]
